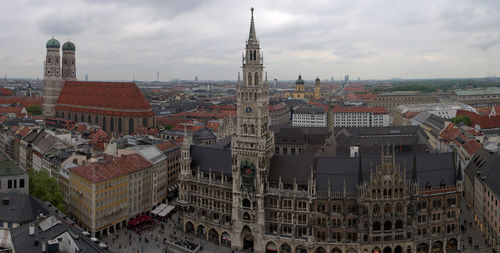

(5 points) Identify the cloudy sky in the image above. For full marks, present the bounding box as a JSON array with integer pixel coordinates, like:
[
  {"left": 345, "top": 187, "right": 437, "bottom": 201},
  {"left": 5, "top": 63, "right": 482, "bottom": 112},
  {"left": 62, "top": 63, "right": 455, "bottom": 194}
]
[{"left": 1, "top": 0, "right": 500, "bottom": 81}]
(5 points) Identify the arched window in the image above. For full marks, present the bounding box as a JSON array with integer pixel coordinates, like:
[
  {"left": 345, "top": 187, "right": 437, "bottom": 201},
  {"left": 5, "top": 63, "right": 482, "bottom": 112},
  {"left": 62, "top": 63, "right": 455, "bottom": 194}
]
[
  {"left": 384, "top": 221, "right": 392, "bottom": 230},
  {"left": 80, "top": 114, "right": 84, "bottom": 122},
  {"left": 253, "top": 50, "right": 256, "bottom": 61},
  {"left": 129, "top": 118, "right": 134, "bottom": 134},
  {"left": 103, "top": 116, "right": 107, "bottom": 131},
  {"left": 243, "top": 124, "right": 247, "bottom": 134},
  {"left": 396, "top": 203, "right": 403, "bottom": 213},
  {"left": 254, "top": 72, "right": 259, "bottom": 86},
  {"left": 249, "top": 51, "right": 253, "bottom": 61},
  {"left": 74, "top": 113, "right": 77, "bottom": 122},
  {"left": 110, "top": 117, "right": 114, "bottom": 131},
  {"left": 372, "top": 221, "right": 381, "bottom": 231},
  {"left": 248, "top": 72, "right": 252, "bottom": 86},
  {"left": 87, "top": 115, "right": 91, "bottom": 123},
  {"left": 95, "top": 115, "right": 99, "bottom": 124},
  {"left": 143, "top": 118, "right": 147, "bottom": 126},
  {"left": 395, "top": 220, "right": 403, "bottom": 230},
  {"left": 373, "top": 204, "right": 380, "bottom": 214},
  {"left": 384, "top": 203, "right": 392, "bottom": 214},
  {"left": 250, "top": 125, "right": 255, "bottom": 134},
  {"left": 118, "top": 118, "right": 122, "bottom": 132},
  {"left": 242, "top": 198, "right": 251, "bottom": 208}
]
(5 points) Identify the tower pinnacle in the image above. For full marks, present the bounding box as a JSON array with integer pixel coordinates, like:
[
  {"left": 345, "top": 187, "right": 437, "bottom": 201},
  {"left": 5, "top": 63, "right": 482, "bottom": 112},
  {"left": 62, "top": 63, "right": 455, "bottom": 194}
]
[{"left": 247, "top": 7, "right": 258, "bottom": 47}]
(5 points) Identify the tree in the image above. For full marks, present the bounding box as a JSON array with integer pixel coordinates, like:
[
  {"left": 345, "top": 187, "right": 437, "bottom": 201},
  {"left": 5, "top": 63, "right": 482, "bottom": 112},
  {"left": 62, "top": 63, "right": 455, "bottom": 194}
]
[
  {"left": 28, "top": 169, "right": 66, "bottom": 214},
  {"left": 451, "top": 116, "right": 472, "bottom": 126},
  {"left": 26, "top": 105, "right": 42, "bottom": 115},
  {"left": 164, "top": 125, "right": 174, "bottom": 130}
]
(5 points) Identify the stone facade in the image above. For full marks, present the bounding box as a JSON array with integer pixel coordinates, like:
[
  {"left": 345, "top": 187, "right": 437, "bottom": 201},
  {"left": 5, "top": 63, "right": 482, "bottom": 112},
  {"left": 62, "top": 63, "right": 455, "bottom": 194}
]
[{"left": 178, "top": 9, "right": 461, "bottom": 253}]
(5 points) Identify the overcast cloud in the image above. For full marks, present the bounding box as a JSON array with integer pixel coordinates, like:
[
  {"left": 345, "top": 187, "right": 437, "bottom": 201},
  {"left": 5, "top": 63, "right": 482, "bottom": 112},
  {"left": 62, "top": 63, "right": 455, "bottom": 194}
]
[{"left": 1, "top": 0, "right": 499, "bottom": 81}]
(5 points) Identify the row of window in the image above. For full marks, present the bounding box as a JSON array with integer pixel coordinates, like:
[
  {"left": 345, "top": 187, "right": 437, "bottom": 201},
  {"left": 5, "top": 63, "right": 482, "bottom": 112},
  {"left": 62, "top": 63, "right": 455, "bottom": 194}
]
[{"left": 0, "top": 178, "right": 26, "bottom": 190}]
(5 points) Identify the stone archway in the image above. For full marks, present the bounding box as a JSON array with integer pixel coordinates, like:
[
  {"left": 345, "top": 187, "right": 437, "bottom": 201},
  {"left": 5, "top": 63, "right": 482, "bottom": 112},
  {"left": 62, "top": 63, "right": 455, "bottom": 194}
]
[
  {"left": 242, "top": 226, "right": 254, "bottom": 251},
  {"left": 316, "top": 247, "right": 326, "bottom": 253},
  {"left": 446, "top": 238, "right": 458, "bottom": 252},
  {"left": 395, "top": 245, "right": 402, "bottom": 253},
  {"left": 296, "top": 245, "right": 308, "bottom": 253},
  {"left": 417, "top": 243, "right": 429, "bottom": 253},
  {"left": 383, "top": 247, "right": 392, "bottom": 253},
  {"left": 332, "top": 247, "right": 342, "bottom": 253},
  {"left": 208, "top": 228, "right": 219, "bottom": 244},
  {"left": 280, "top": 243, "right": 292, "bottom": 253},
  {"left": 432, "top": 241, "right": 443, "bottom": 253},
  {"left": 221, "top": 231, "right": 231, "bottom": 247},
  {"left": 347, "top": 248, "right": 357, "bottom": 253},
  {"left": 265, "top": 241, "right": 278, "bottom": 253},
  {"left": 372, "top": 247, "right": 381, "bottom": 253},
  {"left": 185, "top": 221, "right": 194, "bottom": 234},
  {"left": 196, "top": 224, "right": 205, "bottom": 236}
]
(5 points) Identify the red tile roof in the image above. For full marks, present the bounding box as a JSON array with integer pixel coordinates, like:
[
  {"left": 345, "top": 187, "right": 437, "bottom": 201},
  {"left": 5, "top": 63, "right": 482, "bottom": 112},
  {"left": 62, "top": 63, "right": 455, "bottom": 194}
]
[
  {"left": 156, "top": 117, "right": 191, "bottom": 128},
  {"left": 154, "top": 140, "right": 179, "bottom": 152},
  {"left": 0, "top": 97, "right": 42, "bottom": 107},
  {"left": 133, "top": 127, "right": 159, "bottom": 137},
  {"left": 463, "top": 140, "right": 482, "bottom": 156},
  {"left": 269, "top": 103, "right": 286, "bottom": 112},
  {"left": 333, "top": 106, "right": 388, "bottom": 114},
  {"left": 346, "top": 93, "right": 377, "bottom": 101},
  {"left": 0, "top": 106, "right": 28, "bottom": 118},
  {"left": 55, "top": 81, "right": 153, "bottom": 117},
  {"left": 70, "top": 154, "right": 152, "bottom": 182},
  {"left": 173, "top": 124, "right": 205, "bottom": 132},
  {"left": 457, "top": 110, "right": 500, "bottom": 129},
  {"left": 0, "top": 88, "right": 13, "bottom": 96}
]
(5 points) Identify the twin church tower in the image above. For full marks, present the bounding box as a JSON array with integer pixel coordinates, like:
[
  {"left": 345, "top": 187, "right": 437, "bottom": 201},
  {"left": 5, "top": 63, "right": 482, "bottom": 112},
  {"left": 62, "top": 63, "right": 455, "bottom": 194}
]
[{"left": 43, "top": 38, "right": 77, "bottom": 114}]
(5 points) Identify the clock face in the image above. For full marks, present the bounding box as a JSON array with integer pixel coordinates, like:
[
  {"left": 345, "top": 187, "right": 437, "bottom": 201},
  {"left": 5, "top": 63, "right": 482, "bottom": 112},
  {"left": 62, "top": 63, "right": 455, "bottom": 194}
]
[{"left": 245, "top": 106, "right": 253, "bottom": 113}]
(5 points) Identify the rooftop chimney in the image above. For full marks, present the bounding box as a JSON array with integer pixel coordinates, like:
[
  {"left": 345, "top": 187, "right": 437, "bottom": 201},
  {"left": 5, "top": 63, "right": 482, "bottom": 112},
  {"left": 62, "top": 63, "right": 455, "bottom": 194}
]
[{"left": 29, "top": 223, "right": 35, "bottom": 235}]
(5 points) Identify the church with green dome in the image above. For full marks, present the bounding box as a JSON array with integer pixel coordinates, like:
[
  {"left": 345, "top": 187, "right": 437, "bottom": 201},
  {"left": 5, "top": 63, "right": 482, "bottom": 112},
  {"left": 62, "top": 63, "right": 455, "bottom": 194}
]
[{"left": 42, "top": 37, "right": 77, "bottom": 115}]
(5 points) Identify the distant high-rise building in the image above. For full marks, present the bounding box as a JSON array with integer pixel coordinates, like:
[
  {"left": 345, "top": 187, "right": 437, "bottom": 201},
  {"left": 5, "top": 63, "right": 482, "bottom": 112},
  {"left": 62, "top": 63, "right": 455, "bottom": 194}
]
[
  {"left": 157, "top": 68, "right": 160, "bottom": 82},
  {"left": 85, "top": 74, "right": 88, "bottom": 81},
  {"left": 345, "top": 74, "right": 349, "bottom": 81},
  {"left": 331, "top": 77, "right": 334, "bottom": 81},
  {"left": 195, "top": 76, "right": 198, "bottom": 82}
]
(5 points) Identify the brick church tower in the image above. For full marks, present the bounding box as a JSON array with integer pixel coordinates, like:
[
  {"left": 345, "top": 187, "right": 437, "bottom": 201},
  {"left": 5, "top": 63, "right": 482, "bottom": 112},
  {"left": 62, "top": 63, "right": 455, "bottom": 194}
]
[{"left": 43, "top": 38, "right": 76, "bottom": 115}]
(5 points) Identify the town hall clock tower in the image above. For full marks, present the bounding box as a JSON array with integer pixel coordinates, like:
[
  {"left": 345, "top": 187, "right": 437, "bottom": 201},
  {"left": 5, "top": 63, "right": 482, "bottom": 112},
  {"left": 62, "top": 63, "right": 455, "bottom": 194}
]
[{"left": 231, "top": 8, "right": 274, "bottom": 252}]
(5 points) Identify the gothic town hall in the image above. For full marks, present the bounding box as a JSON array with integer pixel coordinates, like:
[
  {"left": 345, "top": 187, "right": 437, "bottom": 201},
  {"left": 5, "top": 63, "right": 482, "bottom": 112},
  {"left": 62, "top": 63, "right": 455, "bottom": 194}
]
[{"left": 178, "top": 8, "right": 461, "bottom": 253}]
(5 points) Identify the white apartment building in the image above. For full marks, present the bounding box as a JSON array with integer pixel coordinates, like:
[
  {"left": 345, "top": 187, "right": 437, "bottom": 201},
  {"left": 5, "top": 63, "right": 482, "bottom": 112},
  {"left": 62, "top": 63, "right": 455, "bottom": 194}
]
[
  {"left": 333, "top": 107, "right": 390, "bottom": 127},
  {"left": 292, "top": 104, "right": 327, "bottom": 127}
]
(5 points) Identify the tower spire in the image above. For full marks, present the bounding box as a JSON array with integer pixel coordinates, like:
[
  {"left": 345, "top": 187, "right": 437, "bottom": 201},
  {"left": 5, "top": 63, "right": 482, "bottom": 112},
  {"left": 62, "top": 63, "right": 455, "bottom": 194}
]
[
  {"left": 412, "top": 152, "right": 418, "bottom": 182},
  {"left": 358, "top": 153, "right": 363, "bottom": 185},
  {"left": 248, "top": 7, "right": 258, "bottom": 46}
]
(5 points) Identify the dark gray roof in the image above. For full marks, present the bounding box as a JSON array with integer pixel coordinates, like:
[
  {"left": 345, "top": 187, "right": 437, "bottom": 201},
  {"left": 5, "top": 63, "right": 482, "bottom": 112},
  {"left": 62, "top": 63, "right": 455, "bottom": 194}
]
[
  {"left": 475, "top": 153, "right": 500, "bottom": 197},
  {"left": 1, "top": 118, "right": 36, "bottom": 127},
  {"left": 190, "top": 145, "right": 232, "bottom": 176},
  {"left": 0, "top": 193, "right": 51, "bottom": 223},
  {"left": 22, "top": 130, "right": 40, "bottom": 143},
  {"left": 269, "top": 155, "right": 314, "bottom": 184},
  {"left": 193, "top": 128, "right": 216, "bottom": 140},
  {"left": 335, "top": 126, "right": 428, "bottom": 155},
  {"left": 10, "top": 215, "right": 109, "bottom": 253},
  {"left": 268, "top": 152, "right": 456, "bottom": 193}
]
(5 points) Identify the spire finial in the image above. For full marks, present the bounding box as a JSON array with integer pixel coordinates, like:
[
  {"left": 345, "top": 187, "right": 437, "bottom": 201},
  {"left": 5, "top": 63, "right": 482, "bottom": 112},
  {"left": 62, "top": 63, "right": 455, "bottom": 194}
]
[{"left": 248, "top": 8, "right": 257, "bottom": 45}]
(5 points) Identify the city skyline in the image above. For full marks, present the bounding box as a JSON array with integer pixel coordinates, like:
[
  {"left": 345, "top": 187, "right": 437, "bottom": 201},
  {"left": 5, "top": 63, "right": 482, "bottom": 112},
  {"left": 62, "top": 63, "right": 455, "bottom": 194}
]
[{"left": 1, "top": 0, "right": 500, "bottom": 81}]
